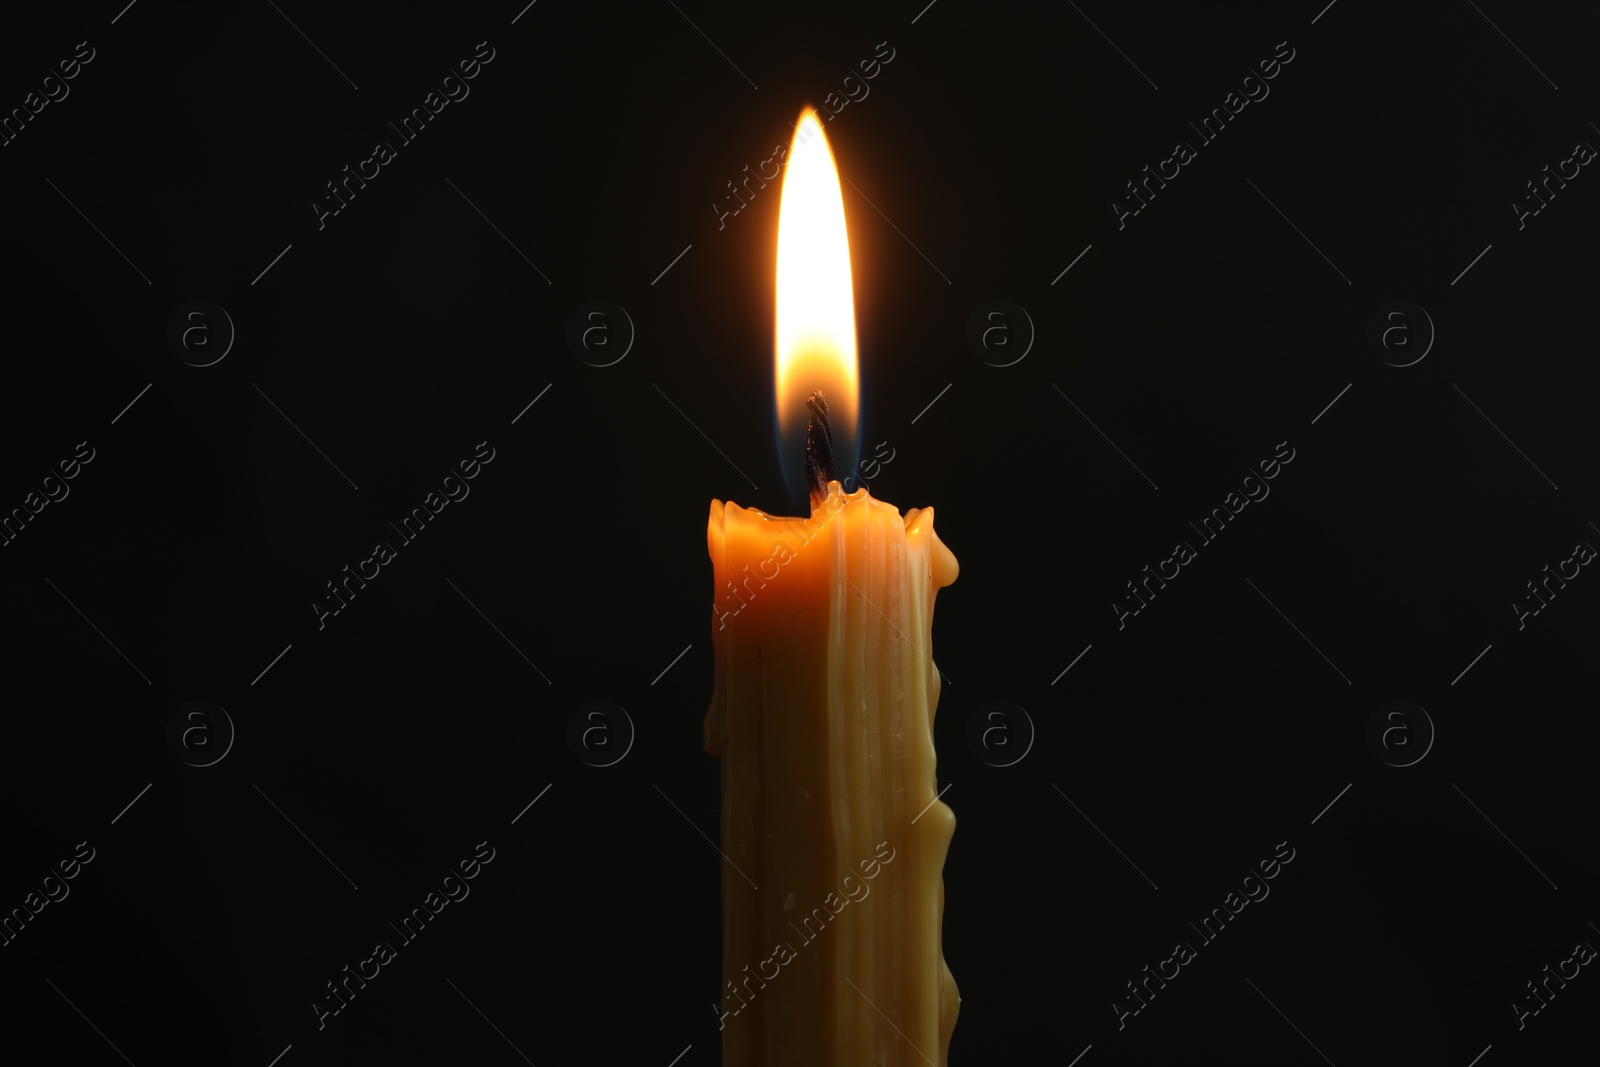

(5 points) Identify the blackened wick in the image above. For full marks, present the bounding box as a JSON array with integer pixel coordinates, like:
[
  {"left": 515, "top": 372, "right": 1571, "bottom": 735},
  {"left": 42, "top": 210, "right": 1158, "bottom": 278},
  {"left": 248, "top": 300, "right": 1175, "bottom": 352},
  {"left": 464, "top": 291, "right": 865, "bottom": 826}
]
[{"left": 804, "top": 391, "right": 835, "bottom": 510}]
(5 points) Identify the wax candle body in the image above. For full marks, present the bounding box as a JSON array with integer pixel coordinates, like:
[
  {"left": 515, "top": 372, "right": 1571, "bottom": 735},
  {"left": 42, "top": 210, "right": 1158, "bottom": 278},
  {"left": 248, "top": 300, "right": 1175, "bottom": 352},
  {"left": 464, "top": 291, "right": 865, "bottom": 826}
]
[{"left": 705, "top": 480, "right": 959, "bottom": 1066}]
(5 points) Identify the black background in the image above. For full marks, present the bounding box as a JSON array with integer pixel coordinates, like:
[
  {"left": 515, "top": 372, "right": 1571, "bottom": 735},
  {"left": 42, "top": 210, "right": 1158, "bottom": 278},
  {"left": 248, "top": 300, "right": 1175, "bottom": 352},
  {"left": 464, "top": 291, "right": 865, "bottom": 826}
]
[{"left": 2, "top": 1, "right": 1597, "bottom": 1064}]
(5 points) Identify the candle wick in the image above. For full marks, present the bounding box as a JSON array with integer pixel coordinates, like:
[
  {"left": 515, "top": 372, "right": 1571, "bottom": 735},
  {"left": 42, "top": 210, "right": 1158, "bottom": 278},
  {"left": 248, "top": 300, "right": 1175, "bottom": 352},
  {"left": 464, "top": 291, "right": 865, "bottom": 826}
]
[{"left": 804, "top": 391, "right": 836, "bottom": 509}]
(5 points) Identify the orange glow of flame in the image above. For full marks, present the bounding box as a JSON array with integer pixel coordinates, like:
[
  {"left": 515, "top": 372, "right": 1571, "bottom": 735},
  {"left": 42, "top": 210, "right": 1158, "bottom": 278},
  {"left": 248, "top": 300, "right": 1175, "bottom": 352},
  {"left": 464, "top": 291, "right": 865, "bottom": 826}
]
[{"left": 775, "top": 107, "right": 858, "bottom": 464}]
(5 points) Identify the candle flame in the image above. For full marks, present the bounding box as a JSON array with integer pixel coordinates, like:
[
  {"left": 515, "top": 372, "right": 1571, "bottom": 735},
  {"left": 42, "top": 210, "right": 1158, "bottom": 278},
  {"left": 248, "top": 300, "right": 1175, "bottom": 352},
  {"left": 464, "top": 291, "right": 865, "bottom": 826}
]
[{"left": 775, "top": 107, "right": 858, "bottom": 501}]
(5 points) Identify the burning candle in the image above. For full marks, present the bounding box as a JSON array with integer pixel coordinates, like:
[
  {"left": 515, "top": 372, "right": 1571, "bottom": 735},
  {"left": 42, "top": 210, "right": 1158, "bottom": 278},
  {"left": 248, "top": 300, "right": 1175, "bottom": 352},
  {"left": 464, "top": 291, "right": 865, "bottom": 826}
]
[{"left": 704, "top": 107, "right": 960, "bottom": 1066}]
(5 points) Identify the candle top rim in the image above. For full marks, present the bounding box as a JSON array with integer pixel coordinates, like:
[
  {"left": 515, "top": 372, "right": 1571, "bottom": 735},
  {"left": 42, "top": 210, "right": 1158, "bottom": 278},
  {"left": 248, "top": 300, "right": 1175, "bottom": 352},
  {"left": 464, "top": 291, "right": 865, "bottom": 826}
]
[{"left": 710, "top": 480, "right": 940, "bottom": 531}]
